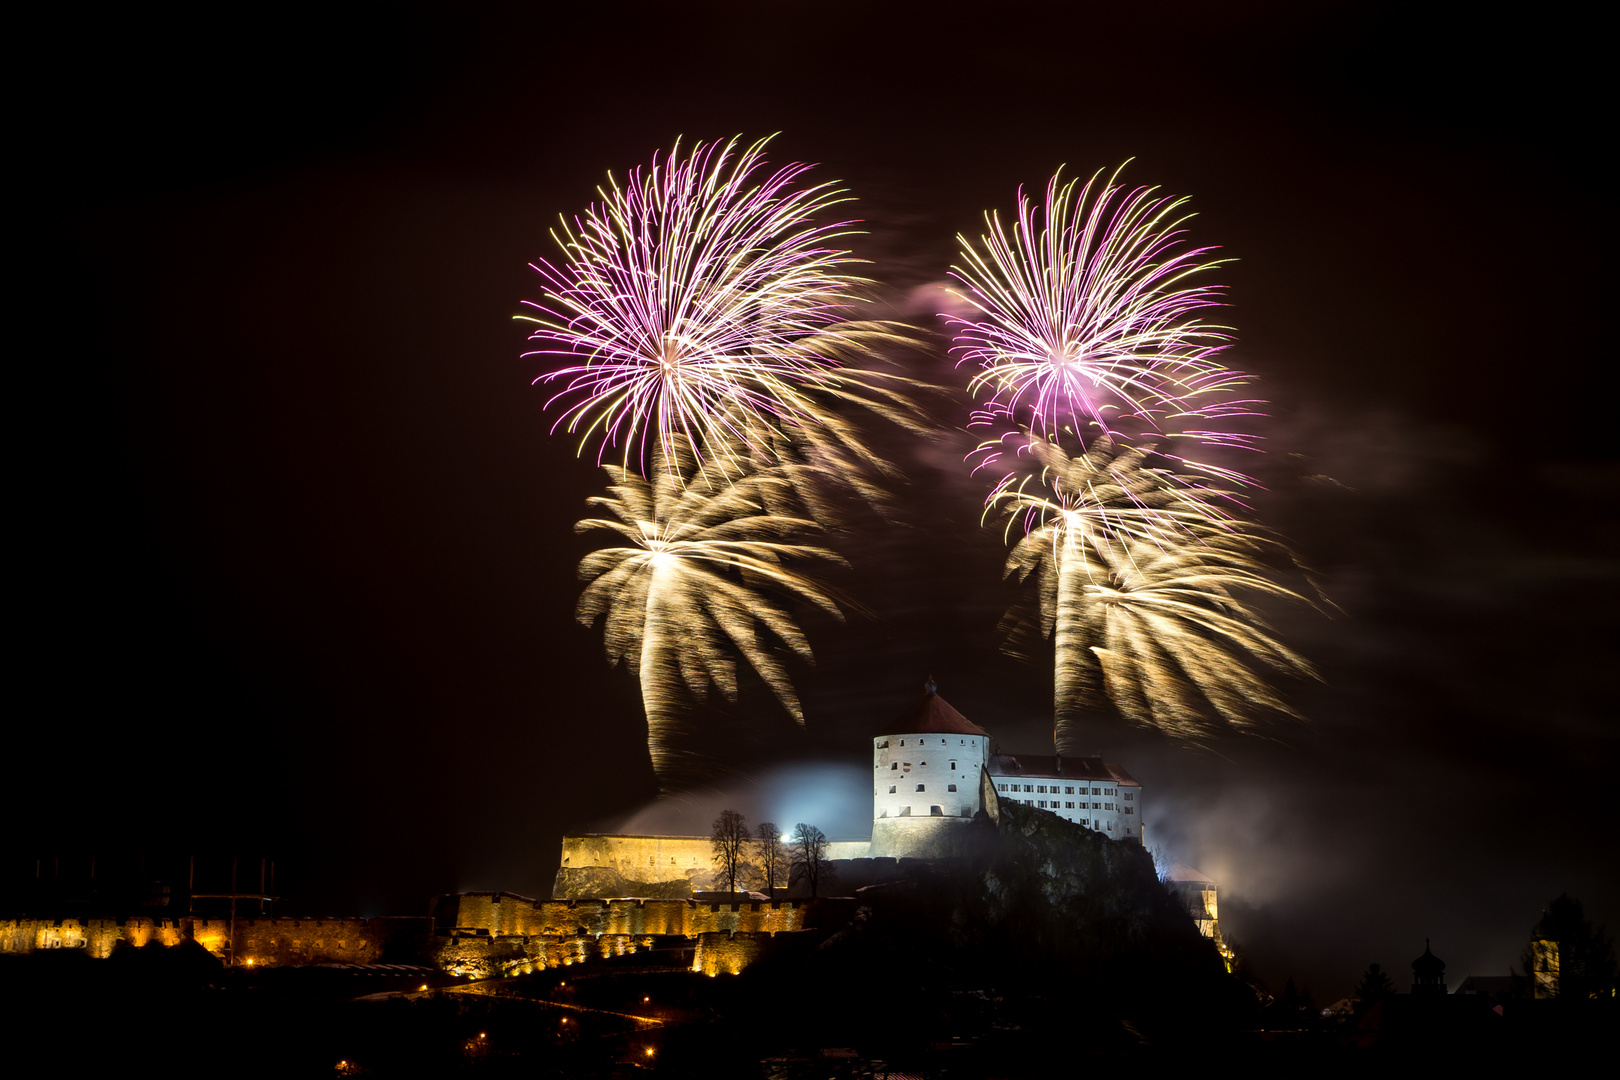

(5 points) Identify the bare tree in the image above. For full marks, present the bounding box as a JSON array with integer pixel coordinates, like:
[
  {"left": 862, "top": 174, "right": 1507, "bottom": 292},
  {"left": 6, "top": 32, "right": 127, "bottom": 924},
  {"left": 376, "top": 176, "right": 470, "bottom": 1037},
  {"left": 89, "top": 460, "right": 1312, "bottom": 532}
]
[
  {"left": 790, "top": 823, "right": 833, "bottom": 897},
  {"left": 755, "top": 822, "right": 786, "bottom": 894},
  {"left": 711, "top": 810, "right": 750, "bottom": 894}
]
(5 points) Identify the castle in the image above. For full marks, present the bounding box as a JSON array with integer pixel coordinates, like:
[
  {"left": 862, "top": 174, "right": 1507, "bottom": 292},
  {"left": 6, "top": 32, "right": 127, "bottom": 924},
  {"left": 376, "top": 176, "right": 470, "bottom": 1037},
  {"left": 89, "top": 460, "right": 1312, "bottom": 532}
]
[
  {"left": 5, "top": 685, "right": 1197, "bottom": 980},
  {"left": 555, "top": 681, "right": 1144, "bottom": 894}
]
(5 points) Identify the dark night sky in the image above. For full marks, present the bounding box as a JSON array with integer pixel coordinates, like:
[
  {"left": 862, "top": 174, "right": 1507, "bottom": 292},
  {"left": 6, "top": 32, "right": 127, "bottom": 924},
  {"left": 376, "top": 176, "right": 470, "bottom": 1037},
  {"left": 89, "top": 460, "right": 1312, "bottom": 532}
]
[{"left": 15, "top": 2, "right": 1615, "bottom": 1001}]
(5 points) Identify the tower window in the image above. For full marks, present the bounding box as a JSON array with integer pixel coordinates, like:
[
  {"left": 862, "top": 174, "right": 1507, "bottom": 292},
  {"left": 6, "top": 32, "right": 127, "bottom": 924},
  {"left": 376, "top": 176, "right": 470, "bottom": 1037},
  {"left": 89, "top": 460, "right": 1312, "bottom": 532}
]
[
  {"left": 888, "top": 786, "right": 896, "bottom": 794},
  {"left": 891, "top": 763, "right": 898, "bottom": 770},
  {"left": 950, "top": 761, "right": 957, "bottom": 770},
  {"left": 916, "top": 784, "right": 926, "bottom": 792},
  {"left": 947, "top": 784, "right": 957, "bottom": 792}
]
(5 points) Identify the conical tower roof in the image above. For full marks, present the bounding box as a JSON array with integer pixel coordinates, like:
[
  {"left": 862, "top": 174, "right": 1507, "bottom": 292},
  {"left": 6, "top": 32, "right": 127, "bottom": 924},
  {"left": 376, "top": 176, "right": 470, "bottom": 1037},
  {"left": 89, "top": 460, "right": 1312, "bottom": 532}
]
[{"left": 882, "top": 678, "right": 990, "bottom": 737}]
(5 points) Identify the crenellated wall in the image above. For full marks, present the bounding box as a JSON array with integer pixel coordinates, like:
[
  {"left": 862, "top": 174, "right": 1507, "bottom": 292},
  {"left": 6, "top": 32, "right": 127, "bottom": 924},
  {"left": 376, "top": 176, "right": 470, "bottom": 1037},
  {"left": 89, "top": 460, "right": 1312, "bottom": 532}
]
[
  {"left": 434, "top": 893, "right": 805, "bottom": 938},
  {"left": 427, "top": 893, "right": 810, "bottom": 978}
]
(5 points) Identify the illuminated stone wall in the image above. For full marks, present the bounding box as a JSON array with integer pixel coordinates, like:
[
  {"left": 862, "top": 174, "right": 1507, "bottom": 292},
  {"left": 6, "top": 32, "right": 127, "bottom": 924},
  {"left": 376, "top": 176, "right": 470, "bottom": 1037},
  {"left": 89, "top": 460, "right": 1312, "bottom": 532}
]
[
  {"left": 0, "top": 917, "right": 187, "bottom": 958},
  {"left": 553, "top": 835, "right": 722, "bottom": 898},
  {"left": 873, "top": 732, "right": 988, "bottom": 823},
  {"left": 436, "top": 893, "right": 805, "bottom": 938},
  {"left": 428, "top": 893, "right": 808, "bottom": 977},
  {"left": 693, "top": 931, "right": 773, "bottom": 976},
  {"left": 0, "top": 915, "right": 429, "bottom": 966}
]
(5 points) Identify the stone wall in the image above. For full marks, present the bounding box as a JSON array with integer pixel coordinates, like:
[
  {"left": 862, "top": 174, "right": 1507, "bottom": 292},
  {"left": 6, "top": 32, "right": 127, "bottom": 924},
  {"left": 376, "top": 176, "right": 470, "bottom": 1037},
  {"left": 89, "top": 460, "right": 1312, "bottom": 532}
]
[
  {"left": 427, "top": 892, "right": 810, "bottom": 978},
  {"left": 553, "top": 835, "right": 722, "bottom": 898},
  {"left": 434, "top": 893, "right": 806, "bottom": 938},
  {"left": 693, "top": 931, "right": 774, "bottom": 976},
  {"left": 0, "top": 915, "right": 431, "bottom": 966}
]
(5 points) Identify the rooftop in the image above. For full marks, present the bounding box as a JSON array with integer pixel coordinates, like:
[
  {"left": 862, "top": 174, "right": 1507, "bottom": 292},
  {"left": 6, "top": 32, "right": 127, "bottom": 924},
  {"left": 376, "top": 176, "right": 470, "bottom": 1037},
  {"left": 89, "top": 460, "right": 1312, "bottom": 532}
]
[
  {"left": 988, "top": 754, "right": 1140, "bottom": 786},
  {"left": 882, "top": 684, "right": 990, "bottom": 738}
]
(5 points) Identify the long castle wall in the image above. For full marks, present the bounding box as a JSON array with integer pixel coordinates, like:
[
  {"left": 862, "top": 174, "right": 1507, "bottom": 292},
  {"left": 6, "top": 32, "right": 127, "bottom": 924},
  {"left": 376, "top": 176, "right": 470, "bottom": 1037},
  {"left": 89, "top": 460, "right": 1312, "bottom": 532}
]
[
  {"left": 435, "top": 892, "right": 806, "bottom": 939},
  {"left": 427, "top": 892, "right": 812, "bottom": 979},
  {"left": 0, "top": 915, "right": 430, "bottom": 966}
]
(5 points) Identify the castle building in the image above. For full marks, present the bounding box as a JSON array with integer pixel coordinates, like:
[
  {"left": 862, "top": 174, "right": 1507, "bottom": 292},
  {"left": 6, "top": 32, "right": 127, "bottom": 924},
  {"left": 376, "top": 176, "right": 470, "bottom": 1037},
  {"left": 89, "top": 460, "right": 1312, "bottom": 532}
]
[{"left": 865, "top": 681, "right": 1143, "bottom": 857}]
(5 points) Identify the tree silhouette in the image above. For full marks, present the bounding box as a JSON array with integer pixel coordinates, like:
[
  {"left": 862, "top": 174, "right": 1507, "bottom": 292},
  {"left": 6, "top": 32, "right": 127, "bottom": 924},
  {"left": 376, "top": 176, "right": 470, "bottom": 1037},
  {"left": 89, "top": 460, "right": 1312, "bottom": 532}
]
[
  {"left": 1354, "top": 962, "right": 1395, "bottom": 1007},
  {"left": 789, "top": 823, "right": 833, "bottom": 897},
  {"left": 710, "top": 810, "right": 750, "bottom": 894},
  {"left": 755, "top": 821, "right": 786, "bottom": 894}
]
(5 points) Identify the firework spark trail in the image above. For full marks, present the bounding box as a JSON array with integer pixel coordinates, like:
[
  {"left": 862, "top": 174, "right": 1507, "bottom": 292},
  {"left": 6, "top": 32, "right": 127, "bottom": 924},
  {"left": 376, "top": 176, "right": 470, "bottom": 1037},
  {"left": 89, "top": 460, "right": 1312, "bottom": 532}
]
[
  {"left": 574, "top": 441, "right": 844, "bottom": 783},
  {"left": 520, "top": 135, "right": 926, "bottom": 478},
  {"left": 991, "top": 435, "right": 1315, "bottom": 747},
  {"left": 949, "top": 165, "right": 1253, "bottom": 452}
]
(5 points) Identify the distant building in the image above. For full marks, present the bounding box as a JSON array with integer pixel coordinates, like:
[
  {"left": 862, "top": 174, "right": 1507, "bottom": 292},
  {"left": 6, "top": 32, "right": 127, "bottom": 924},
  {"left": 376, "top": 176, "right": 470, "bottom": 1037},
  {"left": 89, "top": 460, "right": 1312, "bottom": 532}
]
[
  {"left": 865, "top": 680, "right": 1144, "bottom": 858},
  {"left": 1411, "top": 939, "right": 1446, "bottom": 995},
  {"left": 1165, "top": 863, "right": 1235, "bottom": 971}
]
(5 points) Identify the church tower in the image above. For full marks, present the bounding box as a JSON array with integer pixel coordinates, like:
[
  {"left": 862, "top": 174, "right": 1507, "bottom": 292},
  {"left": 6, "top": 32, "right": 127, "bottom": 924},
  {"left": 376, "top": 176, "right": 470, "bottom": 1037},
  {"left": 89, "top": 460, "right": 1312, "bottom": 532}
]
[{"left": 868, "top": 680, "right": 991, "bottom": 858}]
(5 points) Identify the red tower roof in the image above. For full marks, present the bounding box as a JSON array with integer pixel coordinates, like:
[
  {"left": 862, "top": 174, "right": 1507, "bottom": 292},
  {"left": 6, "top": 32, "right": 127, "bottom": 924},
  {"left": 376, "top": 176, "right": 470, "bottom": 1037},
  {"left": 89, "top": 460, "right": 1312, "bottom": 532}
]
[{"left": 883, "top": 684, "right": 990, "bottom": 737}]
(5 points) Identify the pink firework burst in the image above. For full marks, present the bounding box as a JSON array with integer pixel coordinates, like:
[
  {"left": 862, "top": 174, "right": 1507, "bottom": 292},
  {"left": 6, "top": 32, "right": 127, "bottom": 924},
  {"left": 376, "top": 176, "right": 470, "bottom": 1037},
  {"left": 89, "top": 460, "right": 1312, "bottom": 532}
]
[
  {"left": 949, "top": 165, "right": 1249, "bottom": 444},
  {"left": 519, "top": 136, "right": 869, "bottom": 469}
]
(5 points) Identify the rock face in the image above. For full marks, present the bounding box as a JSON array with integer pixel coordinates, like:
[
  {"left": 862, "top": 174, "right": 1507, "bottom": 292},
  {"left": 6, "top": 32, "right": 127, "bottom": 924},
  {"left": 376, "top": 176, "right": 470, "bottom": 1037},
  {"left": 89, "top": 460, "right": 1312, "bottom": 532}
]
[{"left": 746, "top": 775, "right": 1242, "bottom": 1048}]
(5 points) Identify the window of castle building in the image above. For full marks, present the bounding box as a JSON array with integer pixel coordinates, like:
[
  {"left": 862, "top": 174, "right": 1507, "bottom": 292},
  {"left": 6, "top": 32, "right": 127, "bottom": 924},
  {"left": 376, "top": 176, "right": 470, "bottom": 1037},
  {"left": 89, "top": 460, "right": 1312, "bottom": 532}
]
[
  {"left": 1065, "top": 801, "right": 1075, "bottom": 808},
  {"left": 948, "top": 784, "right": 957, "bottom": 792},
  {"left": 1024, "top": 785, "right": 1034, "bottom": 792},
  {"left": 1124, "top": 792, "right": 1134, "bottom": 800},
  {"left": 1092, "top": 787, "right": 1101, "bottom": 795},
  {"left": 916, "top": 784, "right": 925, "bottom": 792},
  {"left": 891, "top": 763, "right": 898, "bottom": 770},
  {"left": 1125, "top": 807, "right": 1134, "bottom": 814},
  {"left": 950, "top": 761, "right": 957, "bottom": 770},
  {"left": 1065, "top": 786, "right": 1075, "bottom": 794},
  {"left": 920, "top": 761, "right": 927, "bottom": 766},
  {"left": 1106, "top": 803, "right": 1113, "bottom": 810},
  {"left": 889, "top": 786, "right": 896, "bottom": 794}
]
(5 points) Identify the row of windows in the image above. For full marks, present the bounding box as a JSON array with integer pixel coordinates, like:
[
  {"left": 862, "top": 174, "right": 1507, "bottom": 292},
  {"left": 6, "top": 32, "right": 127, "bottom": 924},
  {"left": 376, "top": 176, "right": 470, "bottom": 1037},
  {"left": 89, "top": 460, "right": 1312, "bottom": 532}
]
[
  {"left": 993, "top": 782, "right": 1123, "bottom": 796},
  {"left": 895, "top": 738, "right": 975, "bottom": 746},
  {"left": 889, "top": 760, "right": 961, "bottom": 770},
  {"left": 887, "top": 784, "right": 957, "bottom": 793}
]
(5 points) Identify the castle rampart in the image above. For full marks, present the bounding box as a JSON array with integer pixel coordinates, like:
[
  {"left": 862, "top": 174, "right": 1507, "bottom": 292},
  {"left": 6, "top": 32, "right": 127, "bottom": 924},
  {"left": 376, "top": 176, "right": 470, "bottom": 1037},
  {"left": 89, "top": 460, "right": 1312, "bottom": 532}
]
[{"left": 0, "top": 915, "right": 430, "bottom": 966}]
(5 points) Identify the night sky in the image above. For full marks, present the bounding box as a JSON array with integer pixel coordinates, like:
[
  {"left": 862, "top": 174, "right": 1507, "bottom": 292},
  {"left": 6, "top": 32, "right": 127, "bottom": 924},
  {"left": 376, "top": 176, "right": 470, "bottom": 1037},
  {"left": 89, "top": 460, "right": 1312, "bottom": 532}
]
[{"left": 16, "top": 2, "right": 1614, "bottom": 1002}]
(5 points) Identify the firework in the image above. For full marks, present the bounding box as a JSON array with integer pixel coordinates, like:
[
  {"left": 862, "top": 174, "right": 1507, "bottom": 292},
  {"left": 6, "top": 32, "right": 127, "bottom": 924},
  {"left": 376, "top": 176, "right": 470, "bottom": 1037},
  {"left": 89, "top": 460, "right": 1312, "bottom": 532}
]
[
  {"left": 521, "top": 135, "right": 913, "bottom": 473},
  {"left": 950, "top": 166, "right": 1254, "bottom": 447},
  {"left": 993, "top": 435, "right": 1313, "bottom": 747},
  {"left": 575, "top": 442, "right": 843, "bottom": 781}
]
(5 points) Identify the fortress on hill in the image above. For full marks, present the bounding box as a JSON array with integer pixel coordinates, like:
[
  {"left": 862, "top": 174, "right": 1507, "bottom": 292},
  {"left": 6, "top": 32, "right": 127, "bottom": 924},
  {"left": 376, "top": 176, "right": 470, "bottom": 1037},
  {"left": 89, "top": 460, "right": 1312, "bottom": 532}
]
[
  {"left": 7, "top": 685, "right": 1225, "bottom": 980},
  {"left": 554, "top": 681, "right": 1144, "bottom": 898}
]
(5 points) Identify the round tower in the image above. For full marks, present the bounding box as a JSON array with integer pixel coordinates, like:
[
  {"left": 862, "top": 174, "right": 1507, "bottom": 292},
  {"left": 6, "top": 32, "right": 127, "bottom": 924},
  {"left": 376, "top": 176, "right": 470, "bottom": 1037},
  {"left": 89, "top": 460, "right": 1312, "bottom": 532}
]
[{"left": 868, "top": 679, "right": 991, "bottom": 858}]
